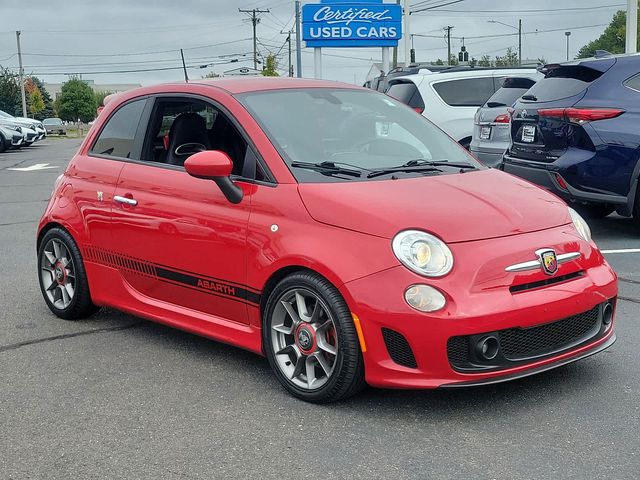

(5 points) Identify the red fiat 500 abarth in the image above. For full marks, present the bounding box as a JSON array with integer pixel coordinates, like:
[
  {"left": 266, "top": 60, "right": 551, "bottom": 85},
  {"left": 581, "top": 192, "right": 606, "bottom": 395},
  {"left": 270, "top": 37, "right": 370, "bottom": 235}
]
[{"left": 37, "top": 78, "right": 617, "bottom": 402}]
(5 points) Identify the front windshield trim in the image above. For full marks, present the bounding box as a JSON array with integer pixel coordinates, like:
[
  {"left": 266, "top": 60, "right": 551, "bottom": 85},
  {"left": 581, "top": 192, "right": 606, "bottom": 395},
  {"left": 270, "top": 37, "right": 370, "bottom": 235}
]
[{"left": 236, "top": 87, "right": 482, "bottom": 184}]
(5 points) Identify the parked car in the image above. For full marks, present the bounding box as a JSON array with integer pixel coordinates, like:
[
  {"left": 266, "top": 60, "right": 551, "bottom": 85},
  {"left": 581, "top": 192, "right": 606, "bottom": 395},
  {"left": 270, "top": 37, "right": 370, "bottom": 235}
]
[
  {"left": 0, "top": 124, "right": 24, "bottom": 152},
  {"left": 470, "top": 76, "right": 541, "bottom": 166},
  {"left": 387, "top": 68, "right": 540, "bottom": 148},
  {"left": 0, "top": 110, "right": 45, "bottom": 142},
  {"left": 502, "top": 54, "right": 640, "bottom": 221},
  {"left": 37, "top": 78, "right": 616, "bottom": 403},
  {"left": 43, "top": 118, "right": 68, "bottom": 135}
]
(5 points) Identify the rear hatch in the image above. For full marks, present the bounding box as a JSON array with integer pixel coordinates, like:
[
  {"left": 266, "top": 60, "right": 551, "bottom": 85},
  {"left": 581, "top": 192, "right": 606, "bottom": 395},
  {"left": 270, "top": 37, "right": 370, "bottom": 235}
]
[
  {"left": 508, "top": 59, "right": 617, "bottom": 163},
  {"left": 475, "top": 77, "right": 537, "bottom": 144}
]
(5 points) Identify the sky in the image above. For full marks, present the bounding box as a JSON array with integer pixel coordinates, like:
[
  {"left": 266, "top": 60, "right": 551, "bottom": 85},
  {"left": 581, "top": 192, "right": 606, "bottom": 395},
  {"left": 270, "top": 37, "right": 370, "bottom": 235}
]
[{"left": 0, "top": 0, "right": 627, "bottom": 87}]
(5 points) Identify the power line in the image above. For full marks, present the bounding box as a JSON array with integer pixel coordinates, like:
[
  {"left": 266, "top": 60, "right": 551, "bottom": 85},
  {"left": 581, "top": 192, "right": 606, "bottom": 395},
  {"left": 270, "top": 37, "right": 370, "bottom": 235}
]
[
  {"left": 414, "top": 3, "right": 625, "bottom": 14},
  {"left": 239, "top": 8, "right": 270, "bottom": 69}
]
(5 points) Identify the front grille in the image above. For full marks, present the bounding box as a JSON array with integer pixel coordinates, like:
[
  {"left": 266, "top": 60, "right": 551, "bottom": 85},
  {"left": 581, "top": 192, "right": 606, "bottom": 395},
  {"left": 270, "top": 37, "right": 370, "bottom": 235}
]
[
  {"left": 382, "top": 328, "right": 417, "bottom": 369},
  {"left": 510, "top": 271, "right": 585, "bottom": 293},
  {"left": 447, "top": 302, "right": 611, "bottom": 372}
]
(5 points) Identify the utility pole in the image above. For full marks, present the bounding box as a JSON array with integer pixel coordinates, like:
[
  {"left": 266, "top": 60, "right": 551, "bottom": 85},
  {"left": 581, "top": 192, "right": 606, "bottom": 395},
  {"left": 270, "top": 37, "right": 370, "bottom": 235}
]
[
  {"left": 626, "top": 0, "right": 638, "bottom": 53},
  {"left": 239, "top": 8, "right": 270, "bottom": 70},
  {"left": 16, "top": 31, "right": 27, "bottom": 118},
  {"left": 392, "top": 0, "right": 400, "bottom": 68},
  {"left": 295, "top": 0, "right": 302, "bottom": 78},
  {"left": 445, "top": 26, "right": 453, "bottom": 66},
  {"left": 518, "top": 19, "right": 522, "bottom": 66},
  {"left": 180, "top": 49, "right": 189, "bottom": 82},
  {"left": 404, "top": 0, "right": 412, "bottom": 66},
  {"left": 282, "top": 29, "right": 293, "bottom": 77}
]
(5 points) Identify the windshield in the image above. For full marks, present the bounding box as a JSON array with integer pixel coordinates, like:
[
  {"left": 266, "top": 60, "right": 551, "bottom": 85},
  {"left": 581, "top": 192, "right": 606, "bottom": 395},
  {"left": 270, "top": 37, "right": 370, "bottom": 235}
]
[{"left": 238, "top": 88, "right": 480, "bottom": 183}]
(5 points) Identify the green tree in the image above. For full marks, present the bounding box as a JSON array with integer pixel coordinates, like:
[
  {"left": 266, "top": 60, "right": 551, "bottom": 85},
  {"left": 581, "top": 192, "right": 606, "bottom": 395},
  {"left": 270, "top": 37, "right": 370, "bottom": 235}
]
[
  {"left": 262, "top": 55, "right": 279, "bottom": 76},
  {"left": 56, "top": 78, "right": 97, "bottom": 123},
  {"left": 478, "top": 55, "right": 493, "bottom": 67},
  {"left": 577, "top": 5, "right": 639, "bottom": 58},
  {"left": 469, "top": 57, "right": 478, "bottom": 67},
  {"left": 202, "top": 71, "right": 220, "bottom": 78},
  {"left": 0, "top": 67, "right": 22, "bottom": 116},
  {"left": 448, "top": 54, "right": 459, "bottom": 66},
  {"left": 495, "top": 47, "right": 519, "bottom": 67},
  {"left": 434, "top": 58, "right": 444, "bottom": 66},
  {"left": 94, "top": 90, "right": 113, "bottom": 108}
]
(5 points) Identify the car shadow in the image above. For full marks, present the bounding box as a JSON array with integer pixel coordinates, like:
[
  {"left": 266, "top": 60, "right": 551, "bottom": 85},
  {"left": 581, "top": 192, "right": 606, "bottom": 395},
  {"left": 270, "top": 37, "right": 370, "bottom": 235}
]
[
  {"left": 589, "top": 213, "right": 638, "bottom": 240},
  {"left": 95, "top": 309, "right": 614, "bottom": 416}
]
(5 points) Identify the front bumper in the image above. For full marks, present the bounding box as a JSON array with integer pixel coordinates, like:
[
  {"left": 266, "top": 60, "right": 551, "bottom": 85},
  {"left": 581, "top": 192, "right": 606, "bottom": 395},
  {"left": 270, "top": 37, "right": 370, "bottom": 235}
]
[{"left": 339, "top": 225, "right": 618, "bottom": 389}]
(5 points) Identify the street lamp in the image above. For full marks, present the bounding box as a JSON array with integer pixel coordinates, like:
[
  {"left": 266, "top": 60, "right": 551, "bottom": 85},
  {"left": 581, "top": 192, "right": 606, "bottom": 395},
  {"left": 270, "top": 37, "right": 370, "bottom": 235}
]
[
  {"left": 488, "top": 19, "right": 522, "bottom": 66},
  {"left": 565, "top": 31, "right": 571, "bottom": 61}
]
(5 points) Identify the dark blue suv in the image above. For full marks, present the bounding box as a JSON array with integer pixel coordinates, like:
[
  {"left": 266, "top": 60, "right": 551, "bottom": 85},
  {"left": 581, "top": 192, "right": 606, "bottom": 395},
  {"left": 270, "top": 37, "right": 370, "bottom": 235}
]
[{"left": 501, "top": 54, "right": 640, "bottom": 223}]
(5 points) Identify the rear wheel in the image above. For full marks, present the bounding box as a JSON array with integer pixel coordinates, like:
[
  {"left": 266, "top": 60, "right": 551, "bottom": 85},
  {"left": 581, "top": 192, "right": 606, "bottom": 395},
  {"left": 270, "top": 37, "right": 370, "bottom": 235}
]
[
  {"left": 263, "top": 271, "right": 365, "bottom": 403},
  {"left": 38, "top": 228, "right": 99, "bottom": 320},
  {"left": 574, "top": 203, "right": 615, "bottom": 219},
  {"left": 633, "top": 187, "right": 640, "bottom": 227}
]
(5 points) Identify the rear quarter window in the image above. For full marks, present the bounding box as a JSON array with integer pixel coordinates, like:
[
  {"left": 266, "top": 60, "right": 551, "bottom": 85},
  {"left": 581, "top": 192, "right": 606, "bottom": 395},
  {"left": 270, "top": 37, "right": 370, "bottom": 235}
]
[
  {"left": 624, "top": 73, "right": 640, "bottom": 92},
  {"left": 523, "top": 66, "right": 603, "bottom": 102},
  {"left": 90, "top": 99, "right": 146, "bottom": 159},
  {"left": 387, "top": 82, "right": 425, "bottom": 111},
  {"left": 432, "top": 77, "right": 495, "bottom": 106}
]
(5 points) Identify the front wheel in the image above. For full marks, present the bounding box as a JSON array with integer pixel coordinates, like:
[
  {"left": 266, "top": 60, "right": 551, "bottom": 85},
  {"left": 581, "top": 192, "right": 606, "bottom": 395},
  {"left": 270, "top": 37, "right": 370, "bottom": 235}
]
[
  {"left": 37, "top": 228, "right": 99, "bottom": 320},
  {"left": 263, "top": 271, "right": 365, "bottom": 403}
]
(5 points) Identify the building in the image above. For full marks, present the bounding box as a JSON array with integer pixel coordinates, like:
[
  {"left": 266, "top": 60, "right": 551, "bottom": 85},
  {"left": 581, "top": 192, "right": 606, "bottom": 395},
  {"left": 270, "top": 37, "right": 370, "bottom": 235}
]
[{"left": 44, "top": 80, "right": 141, "bottom": 100}]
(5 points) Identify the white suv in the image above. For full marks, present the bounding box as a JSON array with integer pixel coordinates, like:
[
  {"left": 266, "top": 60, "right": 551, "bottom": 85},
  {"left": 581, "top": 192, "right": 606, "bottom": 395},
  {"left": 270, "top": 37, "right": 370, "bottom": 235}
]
[{"left": 386, "top": 68, "right": 539, "bottom": 148}]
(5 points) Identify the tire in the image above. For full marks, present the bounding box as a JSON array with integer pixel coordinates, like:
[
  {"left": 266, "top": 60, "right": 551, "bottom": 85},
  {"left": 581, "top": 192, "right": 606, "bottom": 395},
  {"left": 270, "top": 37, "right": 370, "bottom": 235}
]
[
  {"left": 263, "top": 271, "right": 365, "bottom": 403},
  {"left": 633, "top": 187, "right": 640, "bottom": 227},
  {"left": 574, "top": 203, "right": 615, "bottom": 219},
  {"left": 37, "top": 227, "right": 100, "bottom": 320},
  {"left": 0, "top": 134, "right": 6, "bottom": 153}
]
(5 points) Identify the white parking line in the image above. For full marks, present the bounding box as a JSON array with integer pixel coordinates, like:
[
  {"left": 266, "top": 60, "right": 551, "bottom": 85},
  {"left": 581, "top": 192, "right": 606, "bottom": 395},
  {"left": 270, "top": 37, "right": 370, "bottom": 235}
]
[{"left": 601, "top": 249, "right": 640, "bottom": 254}]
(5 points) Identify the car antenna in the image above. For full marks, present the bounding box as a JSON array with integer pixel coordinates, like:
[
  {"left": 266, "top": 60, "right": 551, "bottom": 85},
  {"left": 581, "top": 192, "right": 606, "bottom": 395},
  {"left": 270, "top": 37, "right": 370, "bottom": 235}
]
[{"left": 180, "top": 48, "right": 189, "bottom": 83}]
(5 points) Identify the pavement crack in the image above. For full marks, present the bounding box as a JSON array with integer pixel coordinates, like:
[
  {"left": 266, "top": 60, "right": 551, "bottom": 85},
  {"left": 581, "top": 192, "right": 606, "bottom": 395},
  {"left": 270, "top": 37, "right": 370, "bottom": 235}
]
[
  {"left": 619, "top": 277, "right": 640, "bottom": 285},
  {"left": 619, "top": 296, "right": 640, "bottom": 305},
  {"left": 0, "top": 220, "right": 38, "bottom": 227},
  {"left": 0, "top": 322, "right": 145, "bottom": 353}
]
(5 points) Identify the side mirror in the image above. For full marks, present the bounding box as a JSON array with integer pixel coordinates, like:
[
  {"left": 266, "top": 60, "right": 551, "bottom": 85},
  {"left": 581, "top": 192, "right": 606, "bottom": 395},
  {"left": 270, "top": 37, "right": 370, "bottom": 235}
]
[{"left": 184, "top": 150, "right": 243, "bottom": 204}]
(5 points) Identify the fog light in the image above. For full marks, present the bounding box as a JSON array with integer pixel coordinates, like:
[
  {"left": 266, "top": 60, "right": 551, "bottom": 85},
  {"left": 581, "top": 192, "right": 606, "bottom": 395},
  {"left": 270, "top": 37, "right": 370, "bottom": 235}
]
[{"left": 404, "top": 285, "right": 446, "bottom": 312}]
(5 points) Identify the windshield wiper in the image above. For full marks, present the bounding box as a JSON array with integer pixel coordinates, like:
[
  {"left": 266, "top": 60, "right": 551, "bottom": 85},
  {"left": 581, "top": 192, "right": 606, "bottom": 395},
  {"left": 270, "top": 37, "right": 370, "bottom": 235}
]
[
  {"left": 486, "top": 101, "right": 507, "bottom": 108},
  {"left": 521, "top": 94, "right": 537, "bottom": 101},
  {"left": 367, "top": 159, "right": 476, "bottom": 179},
  {"left": 290, "top": 161, "right": 363, "bottom": 178}
]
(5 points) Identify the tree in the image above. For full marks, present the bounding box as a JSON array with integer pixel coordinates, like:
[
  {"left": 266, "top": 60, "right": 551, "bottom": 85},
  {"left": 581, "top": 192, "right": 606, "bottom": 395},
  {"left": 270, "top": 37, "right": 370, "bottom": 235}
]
[
  {"left": 262, "top": 55, "right": 279, "bottom": 76},
  {"left": 448, "top": 54, "right": 459, "bottom": 66},
  {"left": 202, "top": 71, "right": 220, "bottom": 78},
  {"left": 494, "top": 47, "right": 519, "bottom": 67},
  {"left": 434, "top": 58, "right": 444, "bottom": 66},
  {"left": 469, "top": 57, "right": 478, "bottom": 68},
  {"left": 25, "top": 78, "right": 45, "bottom": 117},
  {"left": 478, "top": 55, "right": 493, "bottom": 67},
  {"left": 56, "top": 78, "right": 97, "bottom": 123},
  {"left": 28, "top": 76, "right": 55, "bottom": 120},
  {"left": 0, "top": 67, "right": 22, "bottom": 116},
  {"left": 577, "top": 5, "right": 639, "bottom": 58},
  {"left": 94, "top": 90, "right": 113, "bottom": 108}
]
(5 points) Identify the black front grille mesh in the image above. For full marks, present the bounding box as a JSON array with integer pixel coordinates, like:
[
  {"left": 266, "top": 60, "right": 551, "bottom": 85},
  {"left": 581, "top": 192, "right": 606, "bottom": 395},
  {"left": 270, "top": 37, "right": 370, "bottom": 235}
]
[
  {"left": 447, "top": 304, "right": 605, "bottom": 372},
  {"left": 382, "top": 328, "right": 418, "bottom": 369},
  {"left": 500, "top": 306, "right": 600, "bottom": 360}
]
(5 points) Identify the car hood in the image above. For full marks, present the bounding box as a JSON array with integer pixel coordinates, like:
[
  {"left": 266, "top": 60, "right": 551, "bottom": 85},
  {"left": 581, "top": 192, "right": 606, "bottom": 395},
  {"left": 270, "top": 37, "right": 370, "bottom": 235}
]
[{"left": 297, "top": 169, "right": 571, "bottom": 243}]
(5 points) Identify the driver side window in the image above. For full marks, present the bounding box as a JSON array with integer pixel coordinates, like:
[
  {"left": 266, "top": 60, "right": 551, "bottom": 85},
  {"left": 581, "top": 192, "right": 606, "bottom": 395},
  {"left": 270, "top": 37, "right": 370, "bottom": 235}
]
[{"left": 142, "top": 98, "right": 249, "bottom": 177}]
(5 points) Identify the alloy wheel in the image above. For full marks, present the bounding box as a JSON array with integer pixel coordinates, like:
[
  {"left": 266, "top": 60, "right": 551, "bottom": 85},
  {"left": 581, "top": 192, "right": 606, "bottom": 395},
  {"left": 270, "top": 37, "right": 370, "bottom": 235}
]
[
  {"left": 40, "top": 238, "right": 76, "bottom": 310},
  {"left": 269, "top": 288, "right": 338, "bottom": 390}
]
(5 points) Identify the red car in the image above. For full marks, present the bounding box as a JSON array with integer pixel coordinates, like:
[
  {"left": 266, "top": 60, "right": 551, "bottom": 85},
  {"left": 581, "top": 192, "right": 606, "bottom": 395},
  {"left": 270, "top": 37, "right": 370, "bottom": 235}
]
[{"left": 37, "top": 78, "right": 617, "bottom": 403}]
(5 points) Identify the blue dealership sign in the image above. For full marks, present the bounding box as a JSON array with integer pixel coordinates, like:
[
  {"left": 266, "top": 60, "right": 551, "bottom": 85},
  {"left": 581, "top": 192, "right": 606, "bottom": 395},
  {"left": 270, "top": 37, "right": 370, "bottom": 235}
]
[{"left": 302, "top": 0, "right": 402, "bottom": 48}]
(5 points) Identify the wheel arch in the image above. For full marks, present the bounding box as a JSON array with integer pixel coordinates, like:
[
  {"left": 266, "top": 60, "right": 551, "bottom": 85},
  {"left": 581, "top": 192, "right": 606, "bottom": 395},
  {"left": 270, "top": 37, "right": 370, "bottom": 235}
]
[{"left": 36, "top": 221, "right": 82, "bottom": 252}]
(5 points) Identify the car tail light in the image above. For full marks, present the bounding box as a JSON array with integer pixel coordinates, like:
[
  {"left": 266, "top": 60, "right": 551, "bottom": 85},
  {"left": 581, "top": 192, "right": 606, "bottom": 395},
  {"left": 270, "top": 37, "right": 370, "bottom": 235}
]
[
  {"left": 413, "top": 106, "right": 424, "bottom": 114},
  {"left": 507, "top": 107, "right": 515, "bottom": 118},
  {"left": 494, "top": 113, "right": 510, "bottom": 123},
  {"left": 538, "top": 107, "right": 624, "bottom": 123},
  {"left": 554, "top": 173, "right": 569, "bottom": 191}
]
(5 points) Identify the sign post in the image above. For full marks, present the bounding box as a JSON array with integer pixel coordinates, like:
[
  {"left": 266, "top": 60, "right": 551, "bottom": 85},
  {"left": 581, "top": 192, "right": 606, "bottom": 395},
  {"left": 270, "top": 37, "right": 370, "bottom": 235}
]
[{"left": 302, "top": 0, "right": 403, "bottom": 80}]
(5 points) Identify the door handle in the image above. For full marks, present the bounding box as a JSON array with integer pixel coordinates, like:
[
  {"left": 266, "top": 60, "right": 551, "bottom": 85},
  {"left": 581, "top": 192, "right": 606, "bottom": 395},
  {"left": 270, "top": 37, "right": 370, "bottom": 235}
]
[{"left": 114, "top": 195, "right": 138, "bottom": 206}]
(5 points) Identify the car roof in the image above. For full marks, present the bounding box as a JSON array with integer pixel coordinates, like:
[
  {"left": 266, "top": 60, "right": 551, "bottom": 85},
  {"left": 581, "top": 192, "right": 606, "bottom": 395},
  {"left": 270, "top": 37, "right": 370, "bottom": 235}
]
[{"left": 108, "top": 77, "right": 361, "bottom": 102}]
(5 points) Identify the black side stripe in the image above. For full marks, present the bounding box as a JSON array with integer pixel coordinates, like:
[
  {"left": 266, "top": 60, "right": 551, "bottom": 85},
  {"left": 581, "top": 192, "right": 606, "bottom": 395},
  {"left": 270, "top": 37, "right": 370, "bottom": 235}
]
[
  {"left": 156, "top": 267, "right": 261, "bottom": 305},
  {"left": 84, "top": 246, "right": 261, "bottom": 306}
]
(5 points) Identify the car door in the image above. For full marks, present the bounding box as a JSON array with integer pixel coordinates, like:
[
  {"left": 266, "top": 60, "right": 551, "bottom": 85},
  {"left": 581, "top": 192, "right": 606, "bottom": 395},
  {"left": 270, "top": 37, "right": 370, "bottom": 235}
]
[
  {"left": 109, "top": 95, "right": 255, "bottom": 324},
  {"left": 76, "top": 97, "right": 149, "bottom": 266}
]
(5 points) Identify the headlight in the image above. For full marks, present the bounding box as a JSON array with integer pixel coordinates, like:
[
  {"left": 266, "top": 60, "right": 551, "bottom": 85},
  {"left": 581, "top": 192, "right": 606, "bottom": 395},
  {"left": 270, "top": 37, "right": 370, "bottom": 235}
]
[
  {"left": 568, "top": 207, "right": 591, "bottom": 243},
  {"left": 404, "top": 284, "right": 446, "bottom": 312},
  {"left": 392, "top": 230, "right": 454, "bottom": 277}
]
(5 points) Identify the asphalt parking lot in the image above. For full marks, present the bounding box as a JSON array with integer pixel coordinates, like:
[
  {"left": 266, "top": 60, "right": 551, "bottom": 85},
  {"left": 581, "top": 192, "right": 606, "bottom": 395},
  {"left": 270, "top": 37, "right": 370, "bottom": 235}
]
[{"left": 1, "top": 138, "right": 639, "bottom": 479}]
